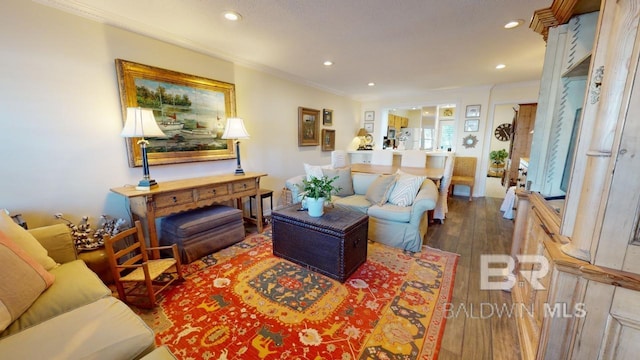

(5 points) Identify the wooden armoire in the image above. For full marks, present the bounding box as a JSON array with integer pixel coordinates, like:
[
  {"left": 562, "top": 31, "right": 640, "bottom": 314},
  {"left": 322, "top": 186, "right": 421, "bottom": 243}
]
[{"left": 512, "top": 0, "right": 640, "bottom": 359}]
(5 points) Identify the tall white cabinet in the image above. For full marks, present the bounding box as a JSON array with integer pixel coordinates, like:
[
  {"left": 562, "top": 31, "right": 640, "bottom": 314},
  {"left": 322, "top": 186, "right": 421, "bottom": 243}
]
[{"left": 512, "top": 0, "right": 640, "bottom": 358}]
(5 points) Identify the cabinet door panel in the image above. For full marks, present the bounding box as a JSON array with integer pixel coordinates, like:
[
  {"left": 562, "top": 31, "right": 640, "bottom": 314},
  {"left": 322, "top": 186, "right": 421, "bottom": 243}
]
[{"left": 599, "top": 287, "right": 640, "bottom": 360}]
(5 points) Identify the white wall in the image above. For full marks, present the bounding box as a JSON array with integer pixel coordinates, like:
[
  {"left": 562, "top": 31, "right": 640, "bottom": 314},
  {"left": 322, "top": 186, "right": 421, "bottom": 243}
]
[{"left": 0, "top": 0, "right": 360, "bottom": 227}]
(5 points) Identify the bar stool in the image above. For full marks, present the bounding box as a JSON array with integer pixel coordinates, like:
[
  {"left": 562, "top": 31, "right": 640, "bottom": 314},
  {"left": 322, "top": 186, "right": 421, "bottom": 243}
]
[{"left": 250, "top": 189, "right": 274, "bottom": 224}]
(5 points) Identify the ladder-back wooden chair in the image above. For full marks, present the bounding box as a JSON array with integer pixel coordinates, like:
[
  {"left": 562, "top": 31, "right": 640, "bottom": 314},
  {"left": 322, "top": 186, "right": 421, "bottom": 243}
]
[
  {"left": 104, "top": 220, "right": 183, "bottom": 308},
  {"left": 449, "top": 156, "right": 477, "bottom": 201}
]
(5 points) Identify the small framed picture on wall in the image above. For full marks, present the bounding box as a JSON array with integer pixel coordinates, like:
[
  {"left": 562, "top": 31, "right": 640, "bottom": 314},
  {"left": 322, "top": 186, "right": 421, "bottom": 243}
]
[
  {"left": 364, "top": 111, "right": 375, "bottom": 121},
  {"left": 323, "top": 109, "right": 333, "bottom": 126},
  {"left": 321, "top": 129, "right": 335, "bottom": 151},
  {"left": 464, "top": 119, "right": 479, "bottom": 132},
  {"left": 364, "top": 122, "right": 374, "bottom": 133},
  {"left": 465, "top": 104, "right": 481, "bottom": 118}
]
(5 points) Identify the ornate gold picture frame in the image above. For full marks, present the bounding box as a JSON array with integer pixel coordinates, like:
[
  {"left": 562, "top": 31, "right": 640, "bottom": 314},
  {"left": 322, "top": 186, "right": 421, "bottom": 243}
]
[
  {"left": 298, "top": 107, "right": 320, "bottom": 146},
  {"left": 115, "top": 59, "right": 236, "bottom": 167}
]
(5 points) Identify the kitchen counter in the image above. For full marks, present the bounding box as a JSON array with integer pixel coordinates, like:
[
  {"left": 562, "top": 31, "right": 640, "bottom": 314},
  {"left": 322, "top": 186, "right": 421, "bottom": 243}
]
[
  {"left": 348, "top": 149, "right": 453, "bottom": 156},
  {"left": 347, "top": 150, "right": 454, "bottom": 169}
]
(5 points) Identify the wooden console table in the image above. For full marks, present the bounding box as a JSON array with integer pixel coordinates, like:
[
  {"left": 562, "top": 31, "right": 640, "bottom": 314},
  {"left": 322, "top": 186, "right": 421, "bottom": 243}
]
[{"left": 111, "top": 172, "right": 267, "bottom": 258}]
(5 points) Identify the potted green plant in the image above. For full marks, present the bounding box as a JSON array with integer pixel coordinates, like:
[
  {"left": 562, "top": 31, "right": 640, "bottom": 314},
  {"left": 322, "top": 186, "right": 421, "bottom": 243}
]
[
  {"left": 300, "top": 175, "right": 341, "bottom": 217},
  {"left": 489, "top": 149, "right": 509, "bottom": 173}
]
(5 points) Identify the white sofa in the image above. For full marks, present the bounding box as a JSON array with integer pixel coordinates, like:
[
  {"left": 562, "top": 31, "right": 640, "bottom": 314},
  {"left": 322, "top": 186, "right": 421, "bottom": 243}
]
[
  {"left": 285, "top": 168, "right": 438, "bottom": 252},
  {"left": 0, "top": 211, "right": 156, "bottom": 359}
]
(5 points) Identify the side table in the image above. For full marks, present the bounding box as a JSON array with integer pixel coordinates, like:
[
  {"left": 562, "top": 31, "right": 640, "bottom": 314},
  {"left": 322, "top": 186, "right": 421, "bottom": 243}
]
[
  {"left": 78, "top": 248, "right": 113, "bottom": 284},
  {"left": 249, "top": 188, "right": 274, "bottom": 224}
]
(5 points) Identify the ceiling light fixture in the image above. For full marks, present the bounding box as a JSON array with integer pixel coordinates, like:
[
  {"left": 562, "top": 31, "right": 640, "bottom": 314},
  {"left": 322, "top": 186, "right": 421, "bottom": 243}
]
[
  {"left": 223, "top": 11, "right": 242, "bottom": 21},
  {"left": 323, "top": 60, "right": 333, "bottom": 66},
  {"left": 496, "top": 64, "right": 506, "bottom": 69},
  {"left": 367, "top": 82, "right": 375, "bottom": 87},
  {"left": 504, "top": 19, "right": 524, "bottom": 29}
]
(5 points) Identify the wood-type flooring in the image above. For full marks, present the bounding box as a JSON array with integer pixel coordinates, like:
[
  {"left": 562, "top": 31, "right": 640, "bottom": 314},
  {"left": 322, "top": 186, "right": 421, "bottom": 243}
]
[{"left": 426, "top": 196, "right": 520, "bottom": 360}]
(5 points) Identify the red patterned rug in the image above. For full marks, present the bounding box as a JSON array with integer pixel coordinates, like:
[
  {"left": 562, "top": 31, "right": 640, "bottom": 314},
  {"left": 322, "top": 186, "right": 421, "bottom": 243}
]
[{"left": 133, "top": 229, "right": 458, "bottom": 359}]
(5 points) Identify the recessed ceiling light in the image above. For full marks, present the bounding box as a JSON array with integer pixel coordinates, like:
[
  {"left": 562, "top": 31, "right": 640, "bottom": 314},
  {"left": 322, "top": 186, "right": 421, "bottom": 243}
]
[
  {"left": 368, "top": 82, "right": 375, "bottom": 87},
  {"left": 323, "top": 60, "right": 333, "bottom": 66},
  {"left": 496, "top": 64, "right": 506, "bottom": 69},
  {"left": 223, "top": 11, "right": 242, "bottom": 21},
  {"left": 504, "top": 19, "right": 524, "bottom": 29}
]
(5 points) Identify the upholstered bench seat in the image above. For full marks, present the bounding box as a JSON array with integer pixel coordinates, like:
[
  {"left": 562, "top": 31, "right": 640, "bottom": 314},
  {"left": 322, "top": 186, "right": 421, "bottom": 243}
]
[{"left": 160, "top": 205, "right": 245, "bottom": 263}]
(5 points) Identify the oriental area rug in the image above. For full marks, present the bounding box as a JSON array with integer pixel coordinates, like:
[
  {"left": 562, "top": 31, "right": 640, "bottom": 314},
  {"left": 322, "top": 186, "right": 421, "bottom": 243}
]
[{"left": 132, "top": 229, "right": 459, "bottom": 359}]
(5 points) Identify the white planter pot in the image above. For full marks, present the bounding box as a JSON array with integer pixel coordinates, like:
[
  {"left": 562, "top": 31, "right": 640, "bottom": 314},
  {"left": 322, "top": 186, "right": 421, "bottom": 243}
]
[{"left": 306, "top": 197, "right": 325, "bottom": 217}]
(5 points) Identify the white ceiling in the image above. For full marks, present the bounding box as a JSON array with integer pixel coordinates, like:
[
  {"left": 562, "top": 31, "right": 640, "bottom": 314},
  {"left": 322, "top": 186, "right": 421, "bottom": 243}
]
[{"left": 37, "top": 0, "right": 551, "bottom": 102}]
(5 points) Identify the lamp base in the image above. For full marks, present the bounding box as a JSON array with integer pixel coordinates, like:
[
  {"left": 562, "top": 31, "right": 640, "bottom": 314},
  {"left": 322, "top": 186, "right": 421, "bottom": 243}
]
[
  {"left": 234, "top": 168, "right": 245, "bottom": 176},
  {"left": 136, "top": 178, "right": 158, "bottom": 191}
]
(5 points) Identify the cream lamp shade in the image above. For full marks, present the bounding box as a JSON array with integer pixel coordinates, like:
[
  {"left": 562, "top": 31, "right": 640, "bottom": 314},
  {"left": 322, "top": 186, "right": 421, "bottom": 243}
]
[
  {"left": 121, "top": 107, "right": 166, "bottom": 138},
  {"left": 120, "top": 107, "right": 166, "bottom": 190},
  {"left": 221, "top": 117, "right": 250, "bottom": 139},
  {"left": 221, "top": 117, "right": 250, "bottom": 175}
]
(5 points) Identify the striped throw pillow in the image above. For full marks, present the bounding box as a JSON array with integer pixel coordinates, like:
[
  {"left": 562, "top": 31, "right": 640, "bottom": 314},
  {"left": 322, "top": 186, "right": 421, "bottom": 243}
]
[{"left": 388, "top": 173, "right": 426, "bottom": 207}]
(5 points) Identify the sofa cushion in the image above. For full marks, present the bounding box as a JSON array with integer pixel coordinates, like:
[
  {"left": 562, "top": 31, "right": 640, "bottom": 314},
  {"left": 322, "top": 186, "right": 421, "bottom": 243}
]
[
  {"left": 0, "top": 211, "right": 57, "bottom": 270},
  {"left": 368, "top": 204, "right": 412, "bottom": 223},
  {"left": 352, "top": 173, "right": 380, "bottom": 195},
  {"left": 322, "top": 167, "right": 354, "bottom": 196},
  {"left": 388, "top": 172, "right": 427, "bottom": 207},
  {"left": 0, "top": 297, "right": 154, "bottom": 360},
  {"left": 304, "top": 163, "right": 332, "bottom": 180},
  {"left": 27, "top": 224, "right": 77, "bottom": 264},
  {"left": 1, "top": 259, "right": 111, "bottom": 337},
  {"left": 333, "top": 195, "right": 371, "bottom": 214},
  {"left": 365, "top": 174, "right": 397, "bottom": 206},
  {"left": 0, "top": 231, "right": 55, "bottom": 332}
]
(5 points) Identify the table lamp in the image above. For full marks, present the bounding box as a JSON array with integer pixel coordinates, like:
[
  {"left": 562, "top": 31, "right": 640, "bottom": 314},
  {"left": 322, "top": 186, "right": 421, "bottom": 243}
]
[
  {"left": 221, "top": 117, "right": 250, "bottom": 175},
  {"left": 357, "top": 128, "right": 367, "bottom": 149},
  {"left": 120, "top": 107, "right": 166, "bottom": 190}
]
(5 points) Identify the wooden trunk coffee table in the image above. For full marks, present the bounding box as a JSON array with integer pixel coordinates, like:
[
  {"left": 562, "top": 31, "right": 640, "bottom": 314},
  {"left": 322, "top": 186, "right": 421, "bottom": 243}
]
[{"left": 271, "top": 205, "right": 369, "bottom": 282}]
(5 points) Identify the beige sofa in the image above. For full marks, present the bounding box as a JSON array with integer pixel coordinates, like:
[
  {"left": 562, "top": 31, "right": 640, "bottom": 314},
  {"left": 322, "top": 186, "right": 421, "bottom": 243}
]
[
  {"left": 285, "top": 168, "right": 438, "bottom": 252},
  {"left": 0, "top": 217, "right": 157, "bottom": 359}
]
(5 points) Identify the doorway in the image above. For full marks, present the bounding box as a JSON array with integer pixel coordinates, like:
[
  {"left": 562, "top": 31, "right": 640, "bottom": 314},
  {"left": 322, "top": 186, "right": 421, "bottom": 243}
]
[{"left": 485, "top": 104, "right": 516, "bottom": 198}]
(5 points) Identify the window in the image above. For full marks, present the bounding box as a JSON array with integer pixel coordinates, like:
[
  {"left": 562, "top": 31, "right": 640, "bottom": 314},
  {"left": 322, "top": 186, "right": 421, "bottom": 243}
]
[
  {"left": 423, "top": 128, "right": 434, "bottom": 150},
  {"left": 438, "top": 120, "right": 455, "bottom": 150}
]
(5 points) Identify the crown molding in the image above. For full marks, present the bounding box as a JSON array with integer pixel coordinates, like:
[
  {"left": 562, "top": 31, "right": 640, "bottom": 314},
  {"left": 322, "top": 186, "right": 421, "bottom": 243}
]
[{"left": 530, "top": 0, "right": 601, "bottom": 41}]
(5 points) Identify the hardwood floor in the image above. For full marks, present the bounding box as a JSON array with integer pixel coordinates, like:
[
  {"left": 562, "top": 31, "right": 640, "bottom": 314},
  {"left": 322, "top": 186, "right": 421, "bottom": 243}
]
[{"left": 426, "top": 196, "right": 520, "bottom": 360}]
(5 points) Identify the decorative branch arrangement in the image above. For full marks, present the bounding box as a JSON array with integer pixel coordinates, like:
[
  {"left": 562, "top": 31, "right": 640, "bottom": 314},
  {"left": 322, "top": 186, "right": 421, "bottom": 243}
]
[{"left": 55, "top": 213, "right": 129, "bottom": 251}]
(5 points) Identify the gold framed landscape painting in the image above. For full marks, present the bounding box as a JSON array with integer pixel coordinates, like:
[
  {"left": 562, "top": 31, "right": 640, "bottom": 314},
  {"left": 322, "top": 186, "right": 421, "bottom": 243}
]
[{"left": 115, "top": 59, "right": 236, "bottom": 167}]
